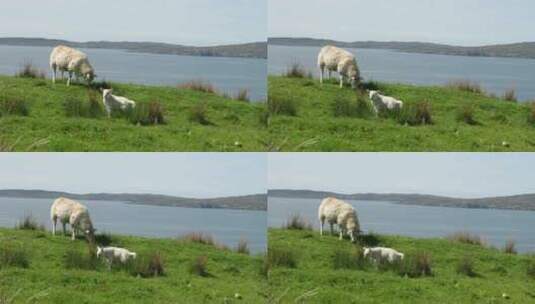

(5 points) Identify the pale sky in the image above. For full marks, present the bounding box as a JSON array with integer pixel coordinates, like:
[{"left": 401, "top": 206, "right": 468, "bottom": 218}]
[
  {"left": 0, "top": 153, "right": 267, "bottom": 198},
  {"left": 269, "top": 153, "right": 535, "bottom": 198},
  {"left": 269, "top": 0, "right": 535, "bottom": 46},
  {"left": 0, "top": 0, "right": 267, "bottom": 45}
]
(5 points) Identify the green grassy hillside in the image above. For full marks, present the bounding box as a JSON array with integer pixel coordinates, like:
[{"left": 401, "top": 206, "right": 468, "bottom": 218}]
[
  {"left": 268, "top": 76, "right": 535, "bottom": 151},
  {"left": 0, "top": 228, "right": 266, "bottom": 303},
  {"left": 268, "top": 228, "right": 535, "bottom": 303},
  {"left": 0, "top": 76, "right": 267, "bottom": 151}
]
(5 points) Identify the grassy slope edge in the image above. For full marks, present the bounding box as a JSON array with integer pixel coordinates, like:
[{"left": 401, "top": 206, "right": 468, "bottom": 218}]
[
  {"left": 0, "top": 228, "right": 266, "bottom": 303},
  {"left": 0, "top": 76, "right": 267, "bottom": 151},
  {"left": 268, "top": 229, "right": 535, "bottom": 303},
  {"left": 268, "top": 76, "right": 535, "bottom": 151}
]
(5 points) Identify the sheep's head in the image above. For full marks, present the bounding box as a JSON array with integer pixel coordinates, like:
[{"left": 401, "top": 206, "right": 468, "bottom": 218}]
[
  {"left": 346, "top": 217, "right": 360, "bottom": 243},
  {"left": 348, "top": 67, "right": 360, "bottom": 89},
  {"left": 84, "top": 72, "right": 95, "bottom": 83}
]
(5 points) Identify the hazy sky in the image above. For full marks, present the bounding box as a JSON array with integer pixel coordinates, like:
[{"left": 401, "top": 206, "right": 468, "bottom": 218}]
[
  {"left": 269, "top": 153, "right": 535, "bottom": 198},
  {"left": 269, "top": 0, "right": 534, "bottom": 46},
  {"left": 0, "top": 0, "right": 266, "bottom": 45},
  {"left": 0, "top": 153, "right": 266, "bottom": 198}
]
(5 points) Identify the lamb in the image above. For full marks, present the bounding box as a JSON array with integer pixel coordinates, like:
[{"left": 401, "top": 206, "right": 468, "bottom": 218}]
[
  {"left": 317, "top": 45, "right": 360, "bottom": 89},
  {"left": 50, "top": 45, "right": 96, "bottom": 86},
  {"left": 101, "top": 89, "right": 136, "bottom": 117},
  {"left": 50, "top": 197, "right": 96, "bottom": 241},
  {"left": 318, "top": 197, "right": 361, "bottom": 242},
  {"left": 96, "top": 246, "right": 137, "bottom": 268},
  {"left": 363, "top": 247, "right": 404, "bottom": 263},
  {"left": 368, "top": 90, "right": 403, "bottom": 114}
]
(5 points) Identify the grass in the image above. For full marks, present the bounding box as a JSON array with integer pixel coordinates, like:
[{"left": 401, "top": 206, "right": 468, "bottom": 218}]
[
  {"left": 284, "top": 214, "right": 312, "bottom": 231},
  {"left": 269, "top": 228, "right": 535, "bottom": 303},
  {"left": 0, "top": 75, "right": 267, "bottom": 151},
  {"left": 285, "top": 63, "right": 312, "bottom": 79},
  {"left": 447, "top": 231, "right": 486, "bottom": 246},
  {"left": 268, "top": 76, "right": 535, "bottom": 151},
  {"left": 0, "top": 227, "right": 266, "bottom": 303},
  {"left": 445, "top": 80, "right": 484, "bottom": 94}
]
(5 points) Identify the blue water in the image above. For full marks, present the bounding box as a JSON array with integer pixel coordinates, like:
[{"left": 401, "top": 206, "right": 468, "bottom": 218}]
[
  {"left": 0, "top": 197, "right": 267, "bottom": 254},
  {"left": 0, "top": 45, "right": 267, "bottom": 101},
  {"left": 269, "top": 196, "right": 535, "bottom": 253},
  {"left": 269, "top": 45, "right": 535, "bottom": 101}
]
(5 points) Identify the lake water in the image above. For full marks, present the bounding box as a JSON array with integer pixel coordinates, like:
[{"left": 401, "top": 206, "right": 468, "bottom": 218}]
[
  {"left": 0, "top": 45, "right": 267, "bottom": 101},
  {"left": 268, "top": 45, "right": 535, "bottom": 101},
  {"left": 0, "top": 197, "right": 267, "bottom": 254},
  {"left": 269, "top": 197, "right": 535, "bottom": 253}
]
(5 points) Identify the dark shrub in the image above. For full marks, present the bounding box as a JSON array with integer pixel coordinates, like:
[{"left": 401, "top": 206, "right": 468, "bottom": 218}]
[
  {"left": 0, "top": 97, "right": 30, "bottom": 116},
  {"left": 285, "top": 63, "right": 311, "bottom": 79},
  {"left": 268, "top": 96, "right": 297, "bottom": 116},
  {"left": 456, "top": 256, "right": 477, "bottom": 277},
  {"left": 178, "top": 80, "right": 217, "bottom": 94},
  {"left": 0, "top": 243, "right": 30, "bottom": 269},
  {"left": 284, "top": 214, "right": 312, "bottom": 231},
  {"left": 235, "top": 89, "right": 250, "bottom": 102},
  {"left": 267, "top": 246, "right": 297, "bottom": 268},
  {"left": 332, "top": 247, "right": 368, "bottom": 270},
  {"left": 15, "top": 214, "right": 45, "bottom": 231},
  {"left": 504, "top": 240, "right": 517, "bottom": 255},
  {"left": 446, "top": 80, "right": 484, "bottom": 94},
  {"left": 15, "top": 62, "right": 45, "bottom": 79},
  {"left": 90, "top": 80, "right": 112, "bottom": 91},
  {"left": 189, "top": 102, "right": 212, "bottom": 125},
  {"left": 456, "top": 103, "right": 478, "bottom": 125},
  {"left": 189, "top": 255, "right": 209, "bottom": 277},
  {"left": 398, "top": 251, "right": 433, "bottom": 278},
  {"left": 356, "top": 233, "right": 381, "bottom": 247},
  {"left": 503, "top": 89, "right": 517, "bottom": 102},
  {"left": 94, "top": 233, "right": 113, "bottom": 246},
  {"left": 360, "top": 80, "right": 381, "bottom": 91},
  {"left": 235, "top": 239, "right": 250, "bottom": 255}
]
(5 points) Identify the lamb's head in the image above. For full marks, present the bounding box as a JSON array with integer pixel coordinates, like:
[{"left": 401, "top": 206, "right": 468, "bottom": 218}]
[
  {"left": 102, "top": 89, "right": 113, "bottom": 99},
  {"left": 96, "top": 246, "right": 103, "bottom": 258},
  {"left": 363, "top": 247, "right": 370, "bottom": 258},
  {"left": 369, "top": 90, "right": 378, "bottom": 99}
]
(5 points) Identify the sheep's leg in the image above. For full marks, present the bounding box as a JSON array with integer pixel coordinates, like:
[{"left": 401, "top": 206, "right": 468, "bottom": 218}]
[
  {"left": 319, "top": 218, "right": 324, "bottom": 236},
  {"left": 51, "top": 65, "right": 57, "bottom": 84},
  {"left": 62, "top": 222, "right": 67, "bottom": 236},
  {"left": 339, "top": 229, "right": 344, "bottom": 240},
  {"left": 329, "top": 222, "right": 334, "bottom": 235},
  {"left": 71, "top": 228, "right": 76, "bottom": 241},
  {"left": 67, "top": 72, "right": 72, "bottom": 86},
  {"left": 339, "top": 75, "right": 344, "bottom": 88},
  {"left": 319, "top": 66, "right": 324, "bottom": 84},
  {"left": 51, "top": 216, "right": 57, "bottom": 235},
  {"left": 328, "top": 70, "right": 331, "bottom": 79},
  {"left": 61, "top": 70, "right": 65, "bottom": 80}
]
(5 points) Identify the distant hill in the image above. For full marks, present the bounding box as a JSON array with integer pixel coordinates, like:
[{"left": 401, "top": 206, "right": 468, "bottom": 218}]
[
  {"left": 0, "top": 189, "right": 266, "bottom": 211},
  {"left": 269, "top": 189, "right": 535, "bottom": 211},
  {"left": 0, "top": 37, "right": 267, "bottom": 59},
  {"left": 269, "top": 37, "right": 535, "bottom": 59}
]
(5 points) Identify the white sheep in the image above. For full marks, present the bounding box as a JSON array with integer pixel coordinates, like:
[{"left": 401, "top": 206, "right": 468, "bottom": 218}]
[
  {"left": 96, "top": 246, "right": 137, "bottom": 269},
  {"left": 368, "top": 90, "right": 403, "bottom": 114},
  {"left": 50, "top": 197, "right": 96, "bottom": 241},
  {"left": 363, "top": 247, "right": 404, "bottom": 263},
  {"left": 101, "top": 89, "right": 136, "bottom": 117},
  {"left": 318, "top": 197, "right": 361, "bottom": 242},
  {"left": 317, "top": 45, "right": 360, "bottom": 89},
  {"left": 50, "top": 45, "right": 96, "bottom": 86}
]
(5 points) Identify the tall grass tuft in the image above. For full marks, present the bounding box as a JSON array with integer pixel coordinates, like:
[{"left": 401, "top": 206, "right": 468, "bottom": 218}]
[
  {"left": 235, "top": 239, "right": 250, "bottom": 255},
  {"left": 128, "top": 251, "right": 165, "bottom": 278},
  {"left": 398, "top": 101, "right": 433, "bottom": 126},
  {"left": 64, "top": 91, "right": 104, "bottom": 118},
  {"left": 504, "top": 240, "right": 517, "bottom": 255},
  {"left": 258, "top": 105, "right": 270, "bottom": 127},
  {"left": 332, "top": 93, "right": 373, "bottom": 118},
  {"left": 267, "top": 246, "right": 297, "bottom": 268},
  {"left": 456, "top": 256, "right": 477, "bottom": 277},
  {"left": 526, "top": 257, "right": 535, "bottom": 279},
  {"left": 64, "top": 247, "right": 100, "bottom": 270},
  {"left": 527, "top": 102, "right": 535, "bottom": 126},
  {"left": 285, "top": 63, "right": 312, "bottom": 79},
  {"left": 332, "top": 247, "right": 368, "bottom": 270},
  {"left": 178, "top": 80, "right": 217, "bottom": 94},
  {"left": 447, "top": 232, "right": 486, "bottom": 246},
  {"left": 15, "top": 61, "right": 45, "bottom": 79},
  {"left": 180, "top": 232, "right": 216, "bottom": 246},
  {"left": 397, "top": 251, "right": 433, "bottom": 278},
  {"left": 189, "top": 255, "right": 210, "bottom": 277},
  {"left": 128, "top": 101, "right": 165, "bottom": 125},
  {"left": 446, "top": 80, "right": 484, "bottom": 94},
  {"left": 503, "top": 88, "right": 517, "bottom": 102},
  {"left": 189, "top": 102, "right": 212, "bottom": 125},
  {"left": 284, "top": 214, "right": 312, "bottom": 231},
  {"left": 0, "top": 97, "right": 30, "bottom": 116},
  {"left": 0, "top": 243, "right": 30, "bottom": 269},
  {"left": 15, "top": 214, "right": 45, "bottom": 231},
  {"left": 268, "top": 96, "right": 297, "bottom": 116},
  {"left": 456, "top": 102, "right": 478, "bottom": 125},
  {"left": 235, "top": 89, "right": 250, "bottom": 102}
]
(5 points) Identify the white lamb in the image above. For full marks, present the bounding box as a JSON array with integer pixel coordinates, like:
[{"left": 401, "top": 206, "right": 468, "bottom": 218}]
[
  {"left": 318, "top": 197, "right": 361, "bottom": 242},
  {"left": 50, "top": 45, "right": 96, "bottom": 86},
  {"left": 363, "top": 247, "right": 404, "bottom": 263},
  {"left": 317, "top": 45, "right": 360, "bottom": 89},
  {"left": 96, "top": 246, "right": 137, "bottom": 268},
  {"left": 50, "top": 197, "right": 96, "bottom": 241},
  {"left": 101, "top": 89, "right": 136, "bottom": 117},
  {"left": 368, "top": 90, "right": 403, "bottom": 114}
]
